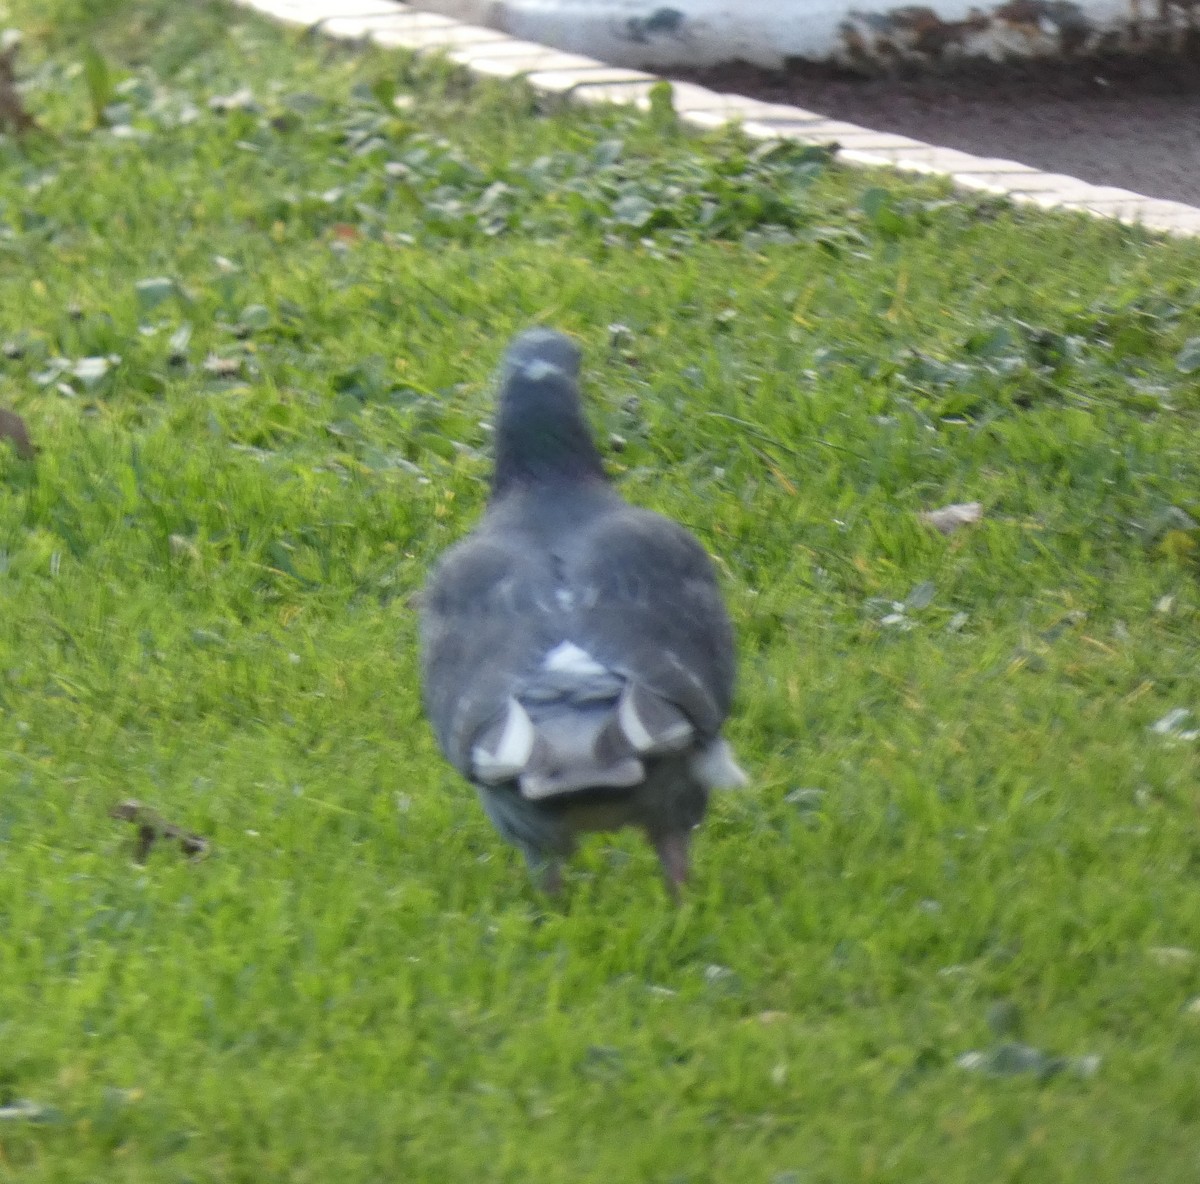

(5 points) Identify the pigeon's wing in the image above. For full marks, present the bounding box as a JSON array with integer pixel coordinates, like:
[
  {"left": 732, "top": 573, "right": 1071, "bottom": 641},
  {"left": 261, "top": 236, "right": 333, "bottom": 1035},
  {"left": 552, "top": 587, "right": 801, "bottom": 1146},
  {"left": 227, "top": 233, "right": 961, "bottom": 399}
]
[
  {"left": 421, "top": 505, "right": 740, "bottom": 796},
  {"left": 419, "top": 532, "right": 559, "bottom": 776},
  {"left": 569, "top": 506, "right": 737, "bottom": 737}
]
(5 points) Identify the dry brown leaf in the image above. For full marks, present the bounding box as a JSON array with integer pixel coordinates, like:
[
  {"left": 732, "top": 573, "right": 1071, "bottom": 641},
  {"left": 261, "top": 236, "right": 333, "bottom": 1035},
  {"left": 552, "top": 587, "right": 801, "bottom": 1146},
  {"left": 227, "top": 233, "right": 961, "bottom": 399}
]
[
  {"left": 920, "top": 501, "right": 983, "bottom": 536},
  {"left": 0, "top": 407, "right": 36, "bottom": 459},
  {"left": 110, "top": 799, "right": 210, "bottom": 862},
  {"left": 0, "top": 40, "right": 41, "bottom": 137}
]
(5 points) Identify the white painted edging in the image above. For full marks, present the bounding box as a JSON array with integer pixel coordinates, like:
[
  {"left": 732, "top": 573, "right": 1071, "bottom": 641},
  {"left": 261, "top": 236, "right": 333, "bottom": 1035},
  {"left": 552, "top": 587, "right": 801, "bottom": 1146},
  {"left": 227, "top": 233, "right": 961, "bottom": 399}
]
[
  {"left": 399, "top": 0, "right": 1196, "bottom": 73},
  {"left": 229, "top": 0, "right": 1200, "bottom": 238}
]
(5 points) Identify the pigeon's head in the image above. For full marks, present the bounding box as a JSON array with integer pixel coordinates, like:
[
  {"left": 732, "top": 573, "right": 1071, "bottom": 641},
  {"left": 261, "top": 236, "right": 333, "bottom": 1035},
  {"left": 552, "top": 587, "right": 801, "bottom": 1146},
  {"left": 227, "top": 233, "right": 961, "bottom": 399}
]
[
  {"left": 501, "top": 327, "right": 582, "bottom": 385},
  {"left": 492, "top": 328, "right": 605, "bottom": 495}
]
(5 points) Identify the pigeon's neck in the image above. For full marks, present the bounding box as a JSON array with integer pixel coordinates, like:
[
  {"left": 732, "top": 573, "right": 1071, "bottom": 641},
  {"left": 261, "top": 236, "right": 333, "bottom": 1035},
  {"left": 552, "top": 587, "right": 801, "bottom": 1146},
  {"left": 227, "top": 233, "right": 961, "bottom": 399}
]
[{"left": 491, "top": 386, "right": 607, "bottom": 497}]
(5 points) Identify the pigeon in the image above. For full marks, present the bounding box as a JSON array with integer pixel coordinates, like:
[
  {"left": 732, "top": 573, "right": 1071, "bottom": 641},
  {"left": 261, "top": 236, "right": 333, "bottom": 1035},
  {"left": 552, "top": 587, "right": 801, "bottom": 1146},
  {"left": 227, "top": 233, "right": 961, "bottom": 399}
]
[{"left": 419, "top": 328, "right": 745, "bottom": 898}]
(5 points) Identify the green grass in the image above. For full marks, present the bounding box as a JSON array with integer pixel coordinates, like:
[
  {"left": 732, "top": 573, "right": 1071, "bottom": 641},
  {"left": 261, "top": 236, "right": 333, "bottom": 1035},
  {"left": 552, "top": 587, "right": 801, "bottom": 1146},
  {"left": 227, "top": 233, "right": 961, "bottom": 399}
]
[{"left": 3, "top": 2, "right": 1200, "bottom": 1179}]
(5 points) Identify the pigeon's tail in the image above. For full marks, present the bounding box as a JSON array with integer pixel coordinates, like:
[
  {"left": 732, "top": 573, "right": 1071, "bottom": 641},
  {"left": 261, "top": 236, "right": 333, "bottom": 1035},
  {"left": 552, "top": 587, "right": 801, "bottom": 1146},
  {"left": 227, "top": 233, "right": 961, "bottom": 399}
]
[
  {"left": 469, "top": 647, "right": 722, "bottom": 802},
  {"left": 518, "top": 699, "right": 647, "bottom": 800}
]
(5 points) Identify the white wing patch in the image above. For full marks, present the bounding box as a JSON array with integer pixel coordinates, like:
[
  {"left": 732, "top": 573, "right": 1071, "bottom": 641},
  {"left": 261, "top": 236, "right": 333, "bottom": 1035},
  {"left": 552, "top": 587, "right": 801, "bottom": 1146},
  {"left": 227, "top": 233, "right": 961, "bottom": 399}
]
[
  {"left": 688, "top": 738, "right": 748, "bottom": 790},
  {"left": 471, "top": 697, "right": 535, "bottom": 782},
  {"left": 542, "top": 641, "right": 608, "bottom": 677},
  {"left": 617, "top": 683, "right": 695, "bottom": 755},
  {"left": 616, "top": 686, "right": 656, "bottom": 751}
]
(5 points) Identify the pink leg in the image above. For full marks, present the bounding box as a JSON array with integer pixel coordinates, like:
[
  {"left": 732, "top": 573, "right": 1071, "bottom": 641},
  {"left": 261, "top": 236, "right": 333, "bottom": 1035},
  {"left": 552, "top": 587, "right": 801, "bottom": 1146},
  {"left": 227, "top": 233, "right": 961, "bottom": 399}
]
[
  {"left": 652, "top": 830, "right": 691, "bottom": 903},
  {"left": 541, "top": 860, "right": 564, "bottom": 897},
  {"left": 522, "top": 847, "right": 564, "bottom": 896}
]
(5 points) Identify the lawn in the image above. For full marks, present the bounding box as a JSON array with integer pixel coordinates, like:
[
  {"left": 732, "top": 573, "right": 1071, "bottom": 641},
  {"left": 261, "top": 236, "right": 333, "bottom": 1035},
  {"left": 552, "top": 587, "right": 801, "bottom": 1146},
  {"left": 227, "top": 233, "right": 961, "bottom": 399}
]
[{"left": 3, "top": 2, "right": 1200, "bottom": 1180}]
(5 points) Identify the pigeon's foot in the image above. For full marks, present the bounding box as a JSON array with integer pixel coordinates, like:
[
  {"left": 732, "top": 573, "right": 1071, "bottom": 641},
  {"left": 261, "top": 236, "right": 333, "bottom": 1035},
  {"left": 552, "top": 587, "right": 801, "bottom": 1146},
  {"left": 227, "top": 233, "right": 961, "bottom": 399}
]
[
  {"left": 652, "top": 829, "right": 691, "bottom": 904},
  {"left": 541, "top": 861, "right": 564, "bottom": 897},
  {"left": 523, "top": 849, "right": 564, "bottom": 896}
]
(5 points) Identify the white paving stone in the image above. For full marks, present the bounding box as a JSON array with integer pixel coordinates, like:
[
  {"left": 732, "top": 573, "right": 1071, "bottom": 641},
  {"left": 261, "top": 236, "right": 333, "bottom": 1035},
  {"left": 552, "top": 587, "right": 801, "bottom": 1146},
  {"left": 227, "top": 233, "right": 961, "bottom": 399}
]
[
  {"left": 372, "top": 23, "right": 513, "bottom": 50},
  {"left": 294, "top": 0, "right": 405, "bottom": 20},
  {"left": 567, "top": 80, "right": 660, "bottom": 106},
  {"left": 864, "top": 145, "right": 1021, "bottom": 177},
  {"left": 461, "top": 49, "right": 609, "bottom": 78},
  {"left": 748, "top": 122, "right": 926, "bottom": 152},
  {"left": 526, "top": 66, "right": 658, "bottom": 93},
  {"left": 569, "top": 78, "right": 737, "bottom": 115},
  {"left": 322, "top": 12, "right": 457, "bottom": 39},
  {"left": 447, "top": 38, "right": 568, "bottom": 60},
  {"left": 945, "top": 156, "right": 1041, "bottom": 176}
]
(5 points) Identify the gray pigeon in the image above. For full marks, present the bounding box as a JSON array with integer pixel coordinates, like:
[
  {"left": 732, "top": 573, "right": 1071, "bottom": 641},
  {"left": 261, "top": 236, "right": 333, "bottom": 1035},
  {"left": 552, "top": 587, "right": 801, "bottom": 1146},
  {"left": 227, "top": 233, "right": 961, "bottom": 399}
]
[{"left": 419, "top": 328, "right": 745, "bottom": 897}]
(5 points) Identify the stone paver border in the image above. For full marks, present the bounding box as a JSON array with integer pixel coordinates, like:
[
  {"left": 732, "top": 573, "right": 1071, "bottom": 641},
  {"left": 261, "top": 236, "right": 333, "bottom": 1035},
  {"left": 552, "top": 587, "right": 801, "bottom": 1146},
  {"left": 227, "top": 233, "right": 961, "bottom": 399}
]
[{"left": 230, "top": 0, "right": 1200, "bottom": 239}]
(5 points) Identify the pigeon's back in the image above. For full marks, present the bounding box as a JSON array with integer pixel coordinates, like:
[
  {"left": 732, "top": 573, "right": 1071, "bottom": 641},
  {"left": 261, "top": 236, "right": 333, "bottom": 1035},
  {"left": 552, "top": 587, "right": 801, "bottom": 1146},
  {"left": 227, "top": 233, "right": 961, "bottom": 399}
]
[{"left": 419, "top": 328, "right": 744, "bottom": 896}]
